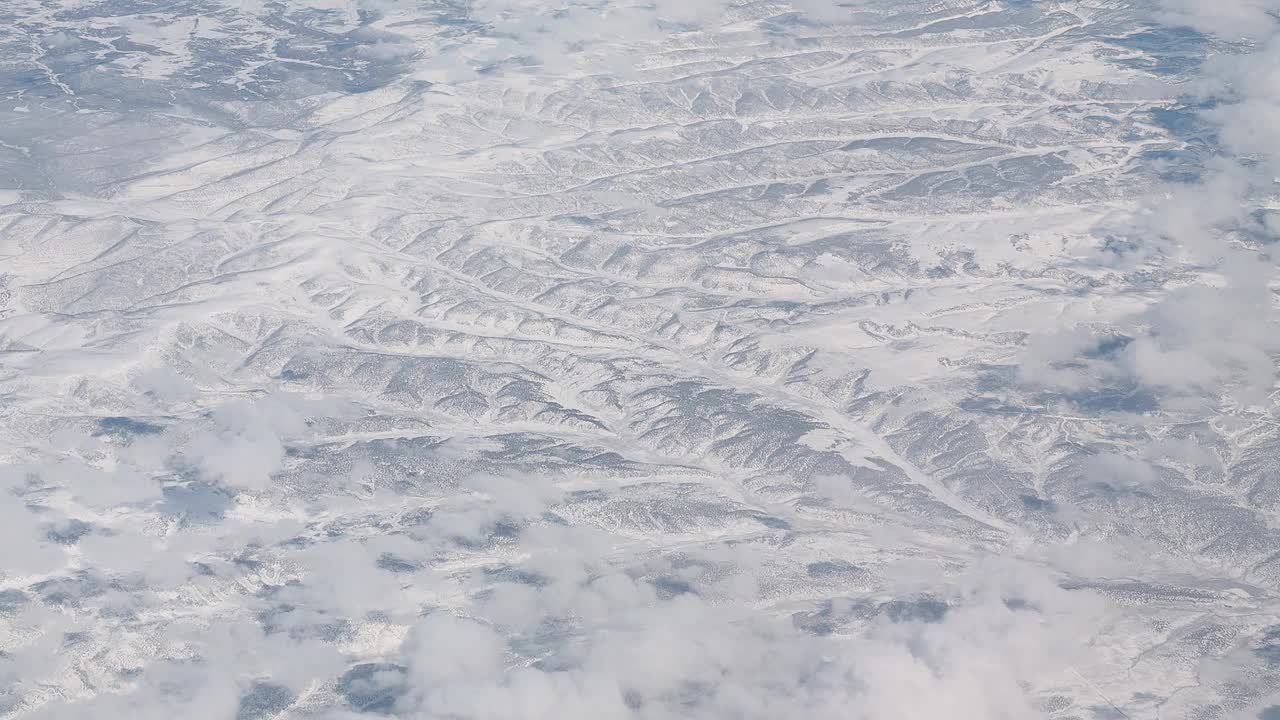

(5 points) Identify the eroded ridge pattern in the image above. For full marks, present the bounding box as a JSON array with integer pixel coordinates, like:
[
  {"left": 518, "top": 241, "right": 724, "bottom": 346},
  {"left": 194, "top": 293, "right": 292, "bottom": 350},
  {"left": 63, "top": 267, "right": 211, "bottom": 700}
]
[{"left": 1, "top": 1, "right": 1278, "bottom": 718}]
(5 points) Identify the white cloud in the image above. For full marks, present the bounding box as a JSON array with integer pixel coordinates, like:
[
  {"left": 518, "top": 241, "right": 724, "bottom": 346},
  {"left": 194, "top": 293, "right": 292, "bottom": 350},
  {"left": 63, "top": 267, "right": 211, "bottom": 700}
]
[
  {"left": 0, "top": 494, "right": 67, "bottom": 579},
  {"left": 1021, "top": 1, "right": 1280, "bottom": 412},
  {"left": 1157, "top": 0, "right": 1280, "bottom": 40},
  {"left": 380, "top": 549, "right": 1107, "bottom": 720}
]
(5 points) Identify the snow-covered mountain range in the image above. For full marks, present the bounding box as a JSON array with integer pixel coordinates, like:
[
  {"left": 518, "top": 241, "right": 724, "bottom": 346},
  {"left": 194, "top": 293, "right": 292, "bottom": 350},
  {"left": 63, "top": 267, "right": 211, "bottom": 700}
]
[{"left": 3, "top": 1, "right": 1280, "bottom": 718}]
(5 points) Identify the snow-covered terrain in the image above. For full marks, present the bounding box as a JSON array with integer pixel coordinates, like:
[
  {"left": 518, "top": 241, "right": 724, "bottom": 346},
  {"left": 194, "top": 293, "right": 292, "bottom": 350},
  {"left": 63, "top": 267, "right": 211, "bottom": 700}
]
[{"left": 2, "top": 0, "right": 1280, "bottom": 717}]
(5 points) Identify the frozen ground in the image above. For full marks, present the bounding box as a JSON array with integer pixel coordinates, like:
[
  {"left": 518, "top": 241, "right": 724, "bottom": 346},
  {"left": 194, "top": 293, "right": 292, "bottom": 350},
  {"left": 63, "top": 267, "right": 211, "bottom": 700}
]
[{"left": 2, "top": 0, "right": 1280, "bottom": 718}]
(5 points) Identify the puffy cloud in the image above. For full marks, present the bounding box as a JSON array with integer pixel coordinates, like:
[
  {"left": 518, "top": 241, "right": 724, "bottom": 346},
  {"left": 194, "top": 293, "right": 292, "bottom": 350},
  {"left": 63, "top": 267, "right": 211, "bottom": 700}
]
[
  {"left": 377, "top": 551, "right": 1106, "bottom": 720},
  {"left": 1157, "top": 0, "right": 1280, "bottom": 40},
  {"left": 1122, "top": 260, "right": 1279, "bottom": 404},
  {"left": 178, "top": 392, "right": 356, "bottom": 492},
  {"left": 25, "top": 620, "right": 344, "bottom": 720},
  {"left": 0, "top": 494, "right": 67, "bottom": 579},
  {"left": 1021, "top": 1, "right": 1280, "bottom": 411}
]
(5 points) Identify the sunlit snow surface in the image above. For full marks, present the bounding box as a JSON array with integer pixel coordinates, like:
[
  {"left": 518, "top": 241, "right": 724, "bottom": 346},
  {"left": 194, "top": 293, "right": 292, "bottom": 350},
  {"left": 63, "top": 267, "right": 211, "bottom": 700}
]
[{"left": 2, "top": 0, "right": 1280, "bottom": 718}]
